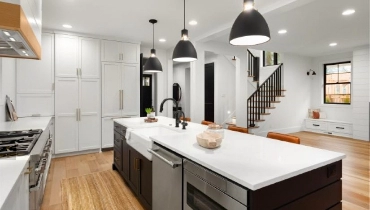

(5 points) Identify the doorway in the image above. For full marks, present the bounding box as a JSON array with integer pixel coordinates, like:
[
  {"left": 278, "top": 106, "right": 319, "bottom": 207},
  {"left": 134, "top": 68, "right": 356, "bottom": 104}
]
[
  {"left": 140, "top": 54, "right": 153, "bottom": 117},
  {"left": 204, "top": 63, "right": 214, "bottom": 122}
]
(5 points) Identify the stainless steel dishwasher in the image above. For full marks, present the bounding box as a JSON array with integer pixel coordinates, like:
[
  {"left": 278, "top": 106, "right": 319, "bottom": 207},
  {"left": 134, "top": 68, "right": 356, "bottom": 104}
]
[{"left": 148, "top": 143, "right": 183, "bottom": 210}]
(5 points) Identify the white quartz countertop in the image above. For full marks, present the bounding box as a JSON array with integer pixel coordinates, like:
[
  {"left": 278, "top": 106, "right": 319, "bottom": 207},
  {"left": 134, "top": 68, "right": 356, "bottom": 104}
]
[
  {"left": 0, "top": 117, "right": 52, "bottom": 209},
  {"left": 0, "top": 117, "right": 52, "bottom": 131},
  {"left": 114, "top": 117, "right": 346, "bottom": 190}
]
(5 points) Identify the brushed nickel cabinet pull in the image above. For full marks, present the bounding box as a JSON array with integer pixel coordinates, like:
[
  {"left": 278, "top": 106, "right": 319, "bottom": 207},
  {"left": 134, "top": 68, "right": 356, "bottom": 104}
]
[
  {"left": 313, "top": 124, "right": 320, "bottom": 127},
  {"left": 121, "top": 90, "right": 124, "bottom": 110},
  {"left": 336, "top": 127, "right": 345, "bottom": 129}
]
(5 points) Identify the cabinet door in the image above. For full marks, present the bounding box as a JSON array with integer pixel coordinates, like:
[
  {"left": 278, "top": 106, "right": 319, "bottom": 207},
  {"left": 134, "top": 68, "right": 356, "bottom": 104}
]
[
  {"left": 55, "top": 34, "right": 78, "bottom": 78},
  {"left": 122, "top": 138, "right": 129, "bottom": 179},
  {"left": 79, "top": 37, "right": 100, "bottom": 79},
  {"left": 122, "top": 43, "right": 139, "bottom": 64},
  {"left": 16, "top": 94, "right": 54, "bottom": 117},
  {"left": 129, "top": 148, "right": 140, "bottom": 194},
  {"left": 102, "top": 118, "right": 114, "bottom": 148},
  {"left": 79, "top": 79, "right": 101, "bottom": 150},
  {"left": 102, "top": 63, "right": 122, "bottom": 117},
  {"left": 55, "top": 78, "right": 79, "bottom": 154},
  {"left": 17, "top": 33, "right": 54, "bottom": 93},
  {"left": 139, "top": 153, "right": 152, "bottom": 208},
  {"left": 101, "top": 40, "right": 120, "bottom": 62},
  {"left": 122, "top": 64, "right": 139, "bottom": 116}
]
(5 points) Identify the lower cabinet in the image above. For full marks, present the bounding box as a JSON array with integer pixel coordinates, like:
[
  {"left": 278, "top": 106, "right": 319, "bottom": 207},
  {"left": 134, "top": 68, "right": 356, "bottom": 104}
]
[
  {"left": 304, "top": 119, "right": 353, "bottom": 138},
  {"left": 113, "top": 123, "right": 152, "bottom": 210}
]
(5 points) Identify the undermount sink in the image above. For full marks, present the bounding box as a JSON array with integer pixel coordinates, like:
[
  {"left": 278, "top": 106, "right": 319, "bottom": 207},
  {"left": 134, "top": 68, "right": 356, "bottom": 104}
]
[{"left": 128, "top": 126, "right": 183, "bottom": 160}]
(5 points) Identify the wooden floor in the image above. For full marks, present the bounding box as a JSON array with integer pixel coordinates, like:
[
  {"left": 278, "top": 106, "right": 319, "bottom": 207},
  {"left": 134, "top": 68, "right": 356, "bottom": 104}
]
[
  {"left": 41, "top": 132, "right": 369, "bottom": 210},
  {"left": 41, "top": 150, "right": 144, "bottom": 210},
  {"left": 290, "top": 132, "right": 370, "bottom": 210}
]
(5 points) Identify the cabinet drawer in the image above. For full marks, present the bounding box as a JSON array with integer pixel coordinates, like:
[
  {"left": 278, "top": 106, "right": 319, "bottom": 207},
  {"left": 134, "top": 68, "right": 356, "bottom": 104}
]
[
  {"left": 114, "top": 122, "right": 126, "bottom": 137},
  {"left": 305, "top": 120, "right": 327, "bottom": 131},
  {"left": 327, "top": 123, "right": 352, "bottom": 134},
  {"left": 114, "top": 131, "right": 123, "bottom": 149}
]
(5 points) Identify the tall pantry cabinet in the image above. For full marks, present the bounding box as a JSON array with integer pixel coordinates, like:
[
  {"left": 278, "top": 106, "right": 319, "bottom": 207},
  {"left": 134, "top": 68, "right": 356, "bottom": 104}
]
[
  {"left": 101, "top": 40, "right": 140, "bottom": 148},
  {"left": 54, "top": 34, "right": 101, "bottom": 154}
]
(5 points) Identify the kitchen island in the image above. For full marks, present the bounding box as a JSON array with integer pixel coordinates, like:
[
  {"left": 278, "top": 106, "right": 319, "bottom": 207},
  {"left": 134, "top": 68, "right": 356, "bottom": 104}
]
[{"left": 114, "top": 116, "right": 345, "bottom": 209}]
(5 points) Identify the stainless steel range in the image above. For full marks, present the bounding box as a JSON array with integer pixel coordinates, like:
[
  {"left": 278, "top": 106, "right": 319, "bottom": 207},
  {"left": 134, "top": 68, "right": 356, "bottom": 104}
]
[{"left": 0, "top": 128, "right": 53, "bottom": 210}]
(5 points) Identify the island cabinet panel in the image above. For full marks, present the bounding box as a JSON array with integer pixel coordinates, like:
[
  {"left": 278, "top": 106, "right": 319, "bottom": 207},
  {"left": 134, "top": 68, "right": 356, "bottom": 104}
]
[
  {"left": 113, "top": 122, "right": 152, "bottom": 210},
  {"left": 249, "top": 161, "right": 342, "bottom": 209}
]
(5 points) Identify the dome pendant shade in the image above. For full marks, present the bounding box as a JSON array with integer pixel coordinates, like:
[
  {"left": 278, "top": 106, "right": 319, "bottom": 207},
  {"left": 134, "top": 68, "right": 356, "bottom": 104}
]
[
  {"left": 229, "top": 9, "right": 271, "bottom": 46},
  {"left": 173, "top": 30, "right": 197, "bottom": 62},
  {"left": 144, "top": 49, "right": 163, "bottom": 73}
]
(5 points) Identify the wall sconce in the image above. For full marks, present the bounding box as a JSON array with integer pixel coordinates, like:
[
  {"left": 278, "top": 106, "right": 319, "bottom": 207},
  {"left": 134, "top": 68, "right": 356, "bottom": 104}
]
[
  {"left": 307, "top": 69, "right": 316, "bottom": 76},
  {"left": 232, "top": 56, "right": 237, "bottom": 61}
]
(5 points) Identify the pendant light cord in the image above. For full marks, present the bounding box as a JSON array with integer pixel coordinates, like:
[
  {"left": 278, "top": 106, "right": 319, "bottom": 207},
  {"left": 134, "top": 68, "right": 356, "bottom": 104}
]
[
  {"left": 183, "top": 0, "right": 185, "bottom": 29},
  {"left": 152, "top": 23, "right": 154, "bottom": 49}
]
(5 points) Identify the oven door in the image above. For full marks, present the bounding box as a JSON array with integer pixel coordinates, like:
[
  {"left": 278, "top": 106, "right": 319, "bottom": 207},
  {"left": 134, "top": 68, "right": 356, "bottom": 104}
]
[{"left": 183, "top": 169, "right": 247, "bottom": 210}]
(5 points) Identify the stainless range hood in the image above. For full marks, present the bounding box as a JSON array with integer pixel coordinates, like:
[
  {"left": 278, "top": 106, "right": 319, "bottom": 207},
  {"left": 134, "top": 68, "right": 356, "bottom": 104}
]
[{"left": 0, "top": 1, "right": 41, "bottom": 60}]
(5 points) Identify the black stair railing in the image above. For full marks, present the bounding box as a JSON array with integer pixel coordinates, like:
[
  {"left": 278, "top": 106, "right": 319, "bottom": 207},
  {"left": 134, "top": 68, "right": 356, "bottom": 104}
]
[
  {"left": 247, "top": 64, "right": 283, "bottom": 127},
  {"left": 247, "top": 49, "right": 260, "bottom": 86}
]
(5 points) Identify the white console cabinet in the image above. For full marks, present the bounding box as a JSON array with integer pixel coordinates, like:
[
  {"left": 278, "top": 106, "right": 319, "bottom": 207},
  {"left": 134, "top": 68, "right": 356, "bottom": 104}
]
[{"left": 304, "top": 119, "right": 353, "bottom": 138}]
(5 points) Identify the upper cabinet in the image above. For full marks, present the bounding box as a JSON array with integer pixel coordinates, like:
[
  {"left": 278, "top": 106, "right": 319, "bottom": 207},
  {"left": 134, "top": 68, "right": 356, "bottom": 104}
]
[
  {"left": 55, "top": 34, "right": 100, "bottom": 78},
  {"left": 101, "top": 40, "right": 139, "bottom": 64}
]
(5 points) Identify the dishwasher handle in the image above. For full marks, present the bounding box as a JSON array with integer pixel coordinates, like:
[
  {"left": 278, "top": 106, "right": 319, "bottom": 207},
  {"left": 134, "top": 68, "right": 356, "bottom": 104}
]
[{"left": 148, "top": 148, "right": 182, "bottom": 168}]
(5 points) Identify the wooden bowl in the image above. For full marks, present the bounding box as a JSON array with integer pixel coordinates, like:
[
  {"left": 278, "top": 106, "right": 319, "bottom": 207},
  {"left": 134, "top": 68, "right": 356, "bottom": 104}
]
[{"left": 196, "top": 132, "right": 223, "bottom": 149}]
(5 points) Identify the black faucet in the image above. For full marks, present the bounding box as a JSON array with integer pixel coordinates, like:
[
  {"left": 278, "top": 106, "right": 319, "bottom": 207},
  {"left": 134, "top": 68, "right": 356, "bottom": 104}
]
[
  {"left": 176, "top": 110, "right": 188, "bottom": 130},
  {"left": 160, "top": 98, "right": 180, "bottom": 127}
]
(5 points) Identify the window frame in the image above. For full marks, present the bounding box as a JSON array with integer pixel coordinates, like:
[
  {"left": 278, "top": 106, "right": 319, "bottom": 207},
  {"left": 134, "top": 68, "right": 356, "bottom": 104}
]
[
  {"left": 263, "top": 51, "right": 281, "bottom": 67},
  {"left": 323, "top": 61, "right": 352, "bottom": 105}
]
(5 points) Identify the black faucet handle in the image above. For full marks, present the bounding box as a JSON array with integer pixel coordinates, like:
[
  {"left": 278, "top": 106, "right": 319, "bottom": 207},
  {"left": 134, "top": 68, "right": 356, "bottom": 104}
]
[{"left": 181, "top": 121, "right": 188, "bottom": 130}]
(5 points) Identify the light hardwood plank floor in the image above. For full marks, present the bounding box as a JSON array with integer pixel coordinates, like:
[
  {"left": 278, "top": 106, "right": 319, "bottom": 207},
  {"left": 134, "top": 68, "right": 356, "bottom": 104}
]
[
  {"left": 41, "top": 151, "right": 144, "bottom": 210},
  {"left": 42, "top": 132, "right": 369, "bottom": 210},
  {"left": 290, "top": 131, "right": 370, "bottom": 210}
]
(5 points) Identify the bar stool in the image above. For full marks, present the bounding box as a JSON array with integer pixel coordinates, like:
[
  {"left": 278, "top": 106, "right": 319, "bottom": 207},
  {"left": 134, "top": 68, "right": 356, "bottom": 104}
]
[
  {"left": 267, "top": 132, "right": 300, "bottom": 144},
  {"left": 228, "top": 125, "right": 248, "bottom": 134}
]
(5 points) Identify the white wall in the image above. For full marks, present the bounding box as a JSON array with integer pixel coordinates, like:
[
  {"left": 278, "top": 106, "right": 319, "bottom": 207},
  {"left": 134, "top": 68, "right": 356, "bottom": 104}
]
[
  {"left": 352, "top": 48, "right": 369, "bottom": 141},
  {"left": 0, "top": 58, "right": 16, "bottom": 122},
  {"left": 254, "top": 54, "right": 312, "bottom": 136},
  {"left": 311, "top": 52, "right": 353, "bottom": 122},
  {"left": 173, "top": 63, "right": 190, "bottom": 115}
]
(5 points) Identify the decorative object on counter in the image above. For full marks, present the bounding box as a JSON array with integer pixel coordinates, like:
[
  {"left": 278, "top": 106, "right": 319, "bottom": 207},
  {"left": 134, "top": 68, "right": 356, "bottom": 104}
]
[
  {"left": 206, "top": 124, "right": 225, "bottom": 139},
  {"left": 144, "top": 19, "right": 163, "bottom": 73},
  {"left": 144, "top": 118, "right": 158, "bottom": 123},
  {"left": 145, "top": 107, "right": 155, "bottom": 118},
  {"left": 308, "top": 108, "right": 320, "bottom": 118},
  {"left": 229, "top": 0, "right": 270, "bottom": 46},
  {"left": 172, "top": 0, "right": 198, "bottom": 62},
  {"left": 307, "top": 69, "right": 317, "bottom": 76},
  {"left": 5, "top": 95, "right": 18, "bottom": 121},
  {"left": 267, "top": 132, "right": 300, "bottom": 144},
  {"left": 196, "top": 131, "right": 223, "bottom": 149}
]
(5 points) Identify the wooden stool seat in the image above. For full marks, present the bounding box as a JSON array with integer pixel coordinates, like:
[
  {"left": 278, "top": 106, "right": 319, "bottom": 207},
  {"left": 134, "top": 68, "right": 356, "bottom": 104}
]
[
  {"left": 267, "top": 132, "right": 300, "bottom": 144},
  {"left": 228, "top": 125, "right": 248, "bottom": 134},
  {"left": 201, "top": 120, "right": 214, "bottom": 125}
]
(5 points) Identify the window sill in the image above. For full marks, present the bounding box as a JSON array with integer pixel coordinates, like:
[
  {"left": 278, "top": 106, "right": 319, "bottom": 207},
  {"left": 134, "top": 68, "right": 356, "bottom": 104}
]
[{"left": 319, "top": 104, "right": 352, "bottom": 109}]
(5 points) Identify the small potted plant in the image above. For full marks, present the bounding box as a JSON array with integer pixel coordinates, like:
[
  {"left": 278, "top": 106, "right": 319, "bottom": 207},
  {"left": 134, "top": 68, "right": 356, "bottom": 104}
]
[{"left": 145, "top": 108, "right": 154, "bottom": 119}]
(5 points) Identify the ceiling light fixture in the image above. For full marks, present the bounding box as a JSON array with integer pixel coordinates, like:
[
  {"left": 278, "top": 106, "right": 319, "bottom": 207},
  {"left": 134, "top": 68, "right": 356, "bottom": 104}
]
[
  {"left": 278, "top": 29, "right": 287, "bottom": 34},
  {"left": 229, "top": 0, "right": 271, "bottom": 46},
  {"left": 62, "top": 24, "right": 72, "bottom": 29},
  {"left": 3, "top": 31, "right": 10, "bottom": 36},
  {"left": 143, "top": 19, "right": 163, "bottom": 73},
  {"left": 159, "top": 39, "right": 166, "bottom": 42},
  {"left": 329, "top": 43, "right": 337, "bottom": 47},
  {"left": 189, "top": 20, "right": 198, "bottom": 25},
  {"left": 172, "top": 0, "right": 198, "bottom": 62},
  {"left": 342, "top": 9, "right": 355, "bottom": 16},
  {"left": 307, "top": 69, "right": 316, "bottom": 76},
  {"left": 9, "top": 37, "right": 15, "bottom": 42}
]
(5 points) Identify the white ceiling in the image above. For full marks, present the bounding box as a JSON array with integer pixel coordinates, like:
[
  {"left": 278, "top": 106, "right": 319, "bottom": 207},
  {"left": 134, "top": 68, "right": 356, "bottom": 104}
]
[{"left": 211, "top": 0, "right": 369, "bottom": 57}]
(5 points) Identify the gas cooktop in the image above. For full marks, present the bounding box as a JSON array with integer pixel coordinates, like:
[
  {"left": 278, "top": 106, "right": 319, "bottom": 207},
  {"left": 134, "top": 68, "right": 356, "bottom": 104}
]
[{"left": 0, "top": 129, "right": 42, "bottom": 157}]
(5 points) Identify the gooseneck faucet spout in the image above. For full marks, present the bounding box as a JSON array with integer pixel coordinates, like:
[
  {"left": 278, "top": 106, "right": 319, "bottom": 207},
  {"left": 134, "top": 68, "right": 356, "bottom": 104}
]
[{"left": 160, "top": 98, "right": 180, "bottom": 127}]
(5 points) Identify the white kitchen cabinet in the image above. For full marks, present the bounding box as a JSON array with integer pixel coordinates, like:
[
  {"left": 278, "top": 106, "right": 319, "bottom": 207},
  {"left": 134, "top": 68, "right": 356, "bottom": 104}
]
[
  {"left": 102, "top": 62, "right": 140, "bottom": 118},
  {"left": 304, "top": 119, "right": 353, "bottom": 138},
  {"left": 102, "top": 117, "right": 114, "bottom": 148},
  {"left": 1, "top": 162, "right": 29, "bottom": 210},
  {"left": 55, "top": 78, "right": 79, "bottom": 154},
  {"left": 79, "top": 79, "right": 101, "bottom": 150},
  {"left": 17, "top": 33, "right": 54, "bottom": 94},
  {"left": 55, "top": 34, "right": 79, "bottom": 78},
  {"left": 79, "top": 37, "right": 100, "bottom": 79},
  {"left": 16, "top": 94, "right": 54, "bottom": 117},
  {"left": 55, "top": 34, "right": 100, "bottom": 78},
  {"left": 101, "top": 40, "right": 139, "bottom": 63}
]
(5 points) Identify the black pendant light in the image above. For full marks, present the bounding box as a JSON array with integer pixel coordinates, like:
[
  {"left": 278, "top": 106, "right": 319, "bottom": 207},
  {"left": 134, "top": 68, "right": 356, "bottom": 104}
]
[
  {"left": 144, "top": 19, "right": 163, "bottom": 73},
  {"left": 229, "top": 0, "right": 271, "bottom": 46},
  {"left": 172, "top": 0, "right": 197, "bottom": 62}
]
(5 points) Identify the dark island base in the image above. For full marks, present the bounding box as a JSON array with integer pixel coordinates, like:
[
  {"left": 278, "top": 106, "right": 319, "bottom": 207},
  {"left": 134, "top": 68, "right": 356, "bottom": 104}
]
[{"left": 250, "top": 160, "right": 342, "bottom": 209}]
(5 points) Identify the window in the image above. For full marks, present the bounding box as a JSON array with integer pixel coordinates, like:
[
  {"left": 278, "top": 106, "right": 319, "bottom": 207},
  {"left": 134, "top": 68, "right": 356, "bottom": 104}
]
[
  {"left": 324, "top": 61, "right": 351, "bottom": 104},
  {"left": 263, "top": 51, "right": 282, "bottom": 66}
]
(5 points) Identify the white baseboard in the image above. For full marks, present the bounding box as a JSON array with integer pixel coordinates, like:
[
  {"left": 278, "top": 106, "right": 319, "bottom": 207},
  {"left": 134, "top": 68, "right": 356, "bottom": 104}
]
[
  {"left": 52, "top": 149, "right": 101, "bottom": 158},
  {"left": 255, "top": 126, "right": 303, "bottom": 137}
]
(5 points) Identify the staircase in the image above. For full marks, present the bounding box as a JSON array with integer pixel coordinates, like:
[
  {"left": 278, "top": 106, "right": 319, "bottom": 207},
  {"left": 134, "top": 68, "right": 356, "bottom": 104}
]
[{"left": 246, "top": 50, "right": 285, "bottom": 132}]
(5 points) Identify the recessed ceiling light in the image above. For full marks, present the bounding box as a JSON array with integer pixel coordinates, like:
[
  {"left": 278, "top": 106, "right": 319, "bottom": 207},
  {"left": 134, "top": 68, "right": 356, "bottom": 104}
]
[
  {"left": 22, "top": 50, "right": 26, "bottom": 53},
  {"left": 278, "top": 29, "right": 287, "bottom": 34},
  {"left": 62, "top": 24, "right": 72, "bottom": 29},
  {"left": 3, "top": 31, "right": 10, "bottom": 36},
  {"left": 159, "top": 39, "right": 166, "bottom": 42},
  {"left": 342, "top": 9, "right": 355, "bottom": 16},
  {"left": 9, "top": 37, "right": 15, "bottom": 42},
  {"left": 189, "top": 20, "right": 198, "bottom": 25},
  {"left": 329, "top": 43, "right": 337, "bottom": 47},
  {"left": 25, "top": 53, "right": 29, "bottom": 56}
]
